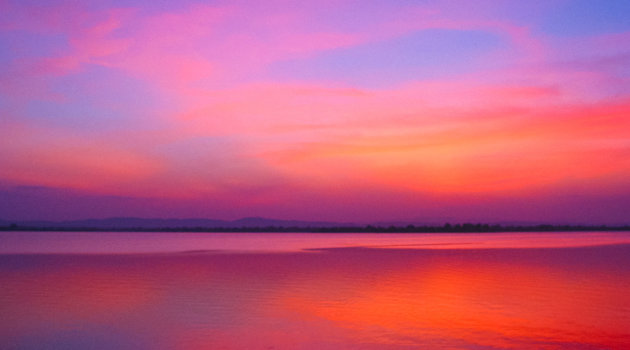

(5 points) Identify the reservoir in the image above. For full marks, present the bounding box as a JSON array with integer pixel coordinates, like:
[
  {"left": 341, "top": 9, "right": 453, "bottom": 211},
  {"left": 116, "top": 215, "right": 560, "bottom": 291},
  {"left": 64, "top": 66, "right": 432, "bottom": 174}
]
[{"left": 1, "top": 231, "right": 629, "bottom": 349}]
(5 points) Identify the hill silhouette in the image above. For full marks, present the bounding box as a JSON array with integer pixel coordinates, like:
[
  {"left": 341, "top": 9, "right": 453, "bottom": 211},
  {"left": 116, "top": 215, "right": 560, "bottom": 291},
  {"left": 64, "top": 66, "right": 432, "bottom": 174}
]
[{"left": 1, "top": 217, "right": 628, "bottom": 233}]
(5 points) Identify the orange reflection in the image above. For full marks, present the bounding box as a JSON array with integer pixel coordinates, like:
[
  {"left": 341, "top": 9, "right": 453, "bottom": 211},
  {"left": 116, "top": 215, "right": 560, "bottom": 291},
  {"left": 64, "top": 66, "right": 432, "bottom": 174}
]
[{"left": 281, "top": 252, "right": 630, "bottom": 349}]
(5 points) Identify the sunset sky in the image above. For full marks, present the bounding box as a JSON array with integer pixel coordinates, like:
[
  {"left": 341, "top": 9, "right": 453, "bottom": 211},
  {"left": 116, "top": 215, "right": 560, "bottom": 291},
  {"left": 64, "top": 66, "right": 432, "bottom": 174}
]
[{"left": 1, "top": 0, "right": 629, "bottom": 223}]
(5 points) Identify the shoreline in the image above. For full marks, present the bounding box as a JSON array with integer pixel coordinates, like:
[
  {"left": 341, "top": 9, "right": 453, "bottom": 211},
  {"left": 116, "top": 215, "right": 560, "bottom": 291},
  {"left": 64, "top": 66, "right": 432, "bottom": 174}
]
[{"left": 2, "top": 224, "right": 629, "bottom": 233}]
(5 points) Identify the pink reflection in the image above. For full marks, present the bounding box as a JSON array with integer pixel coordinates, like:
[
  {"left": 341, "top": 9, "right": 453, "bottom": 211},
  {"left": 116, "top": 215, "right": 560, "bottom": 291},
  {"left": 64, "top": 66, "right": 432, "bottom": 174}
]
[{"left": 2, "top": 231, "right": 630, "bottom": 254}]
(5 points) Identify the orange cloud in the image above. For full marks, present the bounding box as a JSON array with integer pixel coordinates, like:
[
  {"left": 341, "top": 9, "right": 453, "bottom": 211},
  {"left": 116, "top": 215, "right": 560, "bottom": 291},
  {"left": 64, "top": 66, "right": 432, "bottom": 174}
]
[{"left": 0, "top": 122, "right": 163, "bottom": 195}]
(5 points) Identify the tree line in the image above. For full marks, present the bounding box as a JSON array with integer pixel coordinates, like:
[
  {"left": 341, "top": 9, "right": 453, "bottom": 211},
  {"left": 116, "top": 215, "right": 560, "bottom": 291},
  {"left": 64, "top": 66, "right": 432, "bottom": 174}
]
[{"left": 1, "top": 223, "right": 629, "bottom": 233}]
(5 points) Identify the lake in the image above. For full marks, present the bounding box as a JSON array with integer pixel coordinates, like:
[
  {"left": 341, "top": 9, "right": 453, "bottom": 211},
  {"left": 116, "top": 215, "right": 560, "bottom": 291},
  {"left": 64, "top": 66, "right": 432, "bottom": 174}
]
[{"left": 1, "top": 231, "right": 630, "bottom": 349}]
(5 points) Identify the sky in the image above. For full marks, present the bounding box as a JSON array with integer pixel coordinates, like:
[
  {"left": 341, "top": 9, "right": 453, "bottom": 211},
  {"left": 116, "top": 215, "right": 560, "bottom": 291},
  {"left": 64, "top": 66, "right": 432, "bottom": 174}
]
[{"left": 1, "top": 0, "right": 629, "bottom": 224}]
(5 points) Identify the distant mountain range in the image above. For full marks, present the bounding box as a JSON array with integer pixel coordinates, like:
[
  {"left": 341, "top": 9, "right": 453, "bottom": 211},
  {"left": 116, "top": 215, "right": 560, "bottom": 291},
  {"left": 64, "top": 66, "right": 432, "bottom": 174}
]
[
  {"left": 0, "top": 217, "right": 629, "bottom": 232},
  {"left": 2, "top": 217, "right": 628, "bottom": 232},
  {"left": 0, "top": 217, "right": 357, "bottom": 229}
]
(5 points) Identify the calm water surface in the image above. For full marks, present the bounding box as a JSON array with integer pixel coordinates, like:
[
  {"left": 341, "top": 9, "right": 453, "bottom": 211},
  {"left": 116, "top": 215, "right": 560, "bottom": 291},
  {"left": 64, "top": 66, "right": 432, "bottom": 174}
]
[{"left": 1, "top": 231, "right": 630, "bottom": 349}]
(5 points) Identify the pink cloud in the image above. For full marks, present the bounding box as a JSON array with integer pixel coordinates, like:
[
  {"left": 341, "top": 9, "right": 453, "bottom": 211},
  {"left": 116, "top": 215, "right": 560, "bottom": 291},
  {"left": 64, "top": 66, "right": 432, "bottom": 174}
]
[{"left": 0, "top": 6, "right": 132, "bottom": 103}]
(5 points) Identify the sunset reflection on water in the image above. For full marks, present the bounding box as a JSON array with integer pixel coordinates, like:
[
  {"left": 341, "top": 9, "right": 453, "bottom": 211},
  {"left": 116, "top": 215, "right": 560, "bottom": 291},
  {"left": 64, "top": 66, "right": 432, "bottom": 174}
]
[{"left": 1, "top": 233, "right": 629, "bottom": 349}]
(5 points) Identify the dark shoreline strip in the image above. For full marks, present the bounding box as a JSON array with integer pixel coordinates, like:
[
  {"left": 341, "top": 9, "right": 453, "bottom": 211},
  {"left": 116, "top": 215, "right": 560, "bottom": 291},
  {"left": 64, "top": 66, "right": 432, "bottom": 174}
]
[{"left": 1, "top": 223, "right": 629, "bottom": 233}]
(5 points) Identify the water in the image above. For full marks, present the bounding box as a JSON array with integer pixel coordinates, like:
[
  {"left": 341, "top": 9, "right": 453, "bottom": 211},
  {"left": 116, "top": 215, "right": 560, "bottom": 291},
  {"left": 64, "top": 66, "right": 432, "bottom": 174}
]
[{"left": 1, "top": 232, "right": 630, "bottom": 349}]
